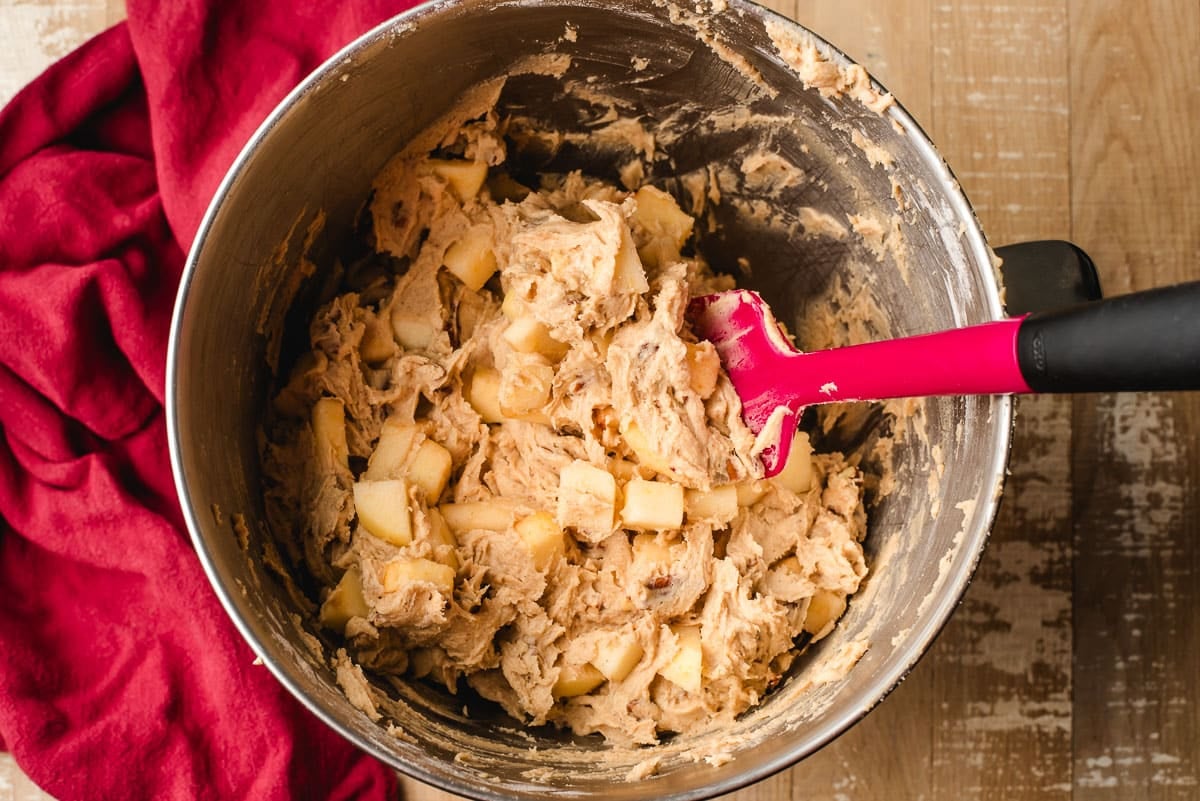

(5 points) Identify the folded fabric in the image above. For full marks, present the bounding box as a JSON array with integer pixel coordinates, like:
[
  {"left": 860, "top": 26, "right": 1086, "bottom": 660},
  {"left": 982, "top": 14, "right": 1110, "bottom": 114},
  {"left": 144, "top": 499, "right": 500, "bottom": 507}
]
[{"left": 0, "top": 1, "right": 422, "bottom": 797}]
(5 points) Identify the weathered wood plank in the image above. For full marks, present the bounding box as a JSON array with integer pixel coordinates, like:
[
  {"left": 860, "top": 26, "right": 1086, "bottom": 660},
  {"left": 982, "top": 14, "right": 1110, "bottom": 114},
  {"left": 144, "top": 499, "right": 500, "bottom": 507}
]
[
  {"left": 0, "top": 0, "right": 121, "bottom": 106},
  {"left": 792, "top": 0, "right": 933, "bottom": 126},
  {"left": 926, "top": 2, "right": 1075, "bottom": 799},
  {"left": 1069, "top": 0, "right": 1200, "bottom": 797}
]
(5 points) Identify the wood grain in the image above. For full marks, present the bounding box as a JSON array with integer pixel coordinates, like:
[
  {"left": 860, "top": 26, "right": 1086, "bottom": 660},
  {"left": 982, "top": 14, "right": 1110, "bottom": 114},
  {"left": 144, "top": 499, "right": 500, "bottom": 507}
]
[
  {"left": 2, "top": 2, "right": 1198, "bottom": 801},
  {"left": 0, "top": 0, "right": 123, "bottom": 105},
  {"left": 927, "top": 3, "right": 1075, "bottom": 799},
  {"left": 1069, "top": 0, "right": 1200, "bottom": 797}
]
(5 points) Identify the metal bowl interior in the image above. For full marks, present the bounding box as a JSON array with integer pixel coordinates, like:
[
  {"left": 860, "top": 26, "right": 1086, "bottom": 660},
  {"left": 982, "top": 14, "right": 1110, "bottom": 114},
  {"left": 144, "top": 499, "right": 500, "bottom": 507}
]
[{"left": 167, "top": 1, "right": 1010, "bottom": 799}]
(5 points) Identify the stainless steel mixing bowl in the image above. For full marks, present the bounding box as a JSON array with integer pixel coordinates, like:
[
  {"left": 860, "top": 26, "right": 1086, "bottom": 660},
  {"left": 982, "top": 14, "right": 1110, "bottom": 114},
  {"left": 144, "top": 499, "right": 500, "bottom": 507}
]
[{"left": 167, "top": 1, "right": 1011, "bottom": 798}]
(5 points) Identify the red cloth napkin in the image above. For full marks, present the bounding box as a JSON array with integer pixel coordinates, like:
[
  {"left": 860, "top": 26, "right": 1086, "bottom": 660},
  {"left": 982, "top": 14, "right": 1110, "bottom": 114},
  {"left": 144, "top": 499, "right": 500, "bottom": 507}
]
[{"left": 0, "top": 1, "right": 424, "bottom": 797}]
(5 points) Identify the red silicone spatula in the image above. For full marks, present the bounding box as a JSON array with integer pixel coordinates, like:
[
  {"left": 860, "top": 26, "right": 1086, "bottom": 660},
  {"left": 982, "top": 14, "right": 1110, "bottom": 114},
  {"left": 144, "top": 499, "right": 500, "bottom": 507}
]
[{"left": 688, "top": 284, "right": 1200, "bottom": 476}]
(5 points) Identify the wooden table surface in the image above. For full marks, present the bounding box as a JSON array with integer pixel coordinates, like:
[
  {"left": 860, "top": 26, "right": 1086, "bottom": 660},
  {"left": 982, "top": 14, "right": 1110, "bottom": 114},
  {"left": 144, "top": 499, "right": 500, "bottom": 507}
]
[{"left": 2, "top": 1, "right": 1197, "bottom": 799}]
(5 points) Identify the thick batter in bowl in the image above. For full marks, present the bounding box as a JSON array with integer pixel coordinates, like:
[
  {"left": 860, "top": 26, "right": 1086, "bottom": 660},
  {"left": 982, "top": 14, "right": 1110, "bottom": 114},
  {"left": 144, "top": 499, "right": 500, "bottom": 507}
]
[{"left": 167, "top": 1, "right": 1010, "bottom": 798}]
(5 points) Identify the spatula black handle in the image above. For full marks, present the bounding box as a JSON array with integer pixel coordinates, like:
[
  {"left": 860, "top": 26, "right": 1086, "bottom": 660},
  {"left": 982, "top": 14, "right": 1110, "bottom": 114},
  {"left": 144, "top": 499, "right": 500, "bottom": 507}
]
[{"left": 1017, "top": 281, "right": 1200, "bottom": 393}]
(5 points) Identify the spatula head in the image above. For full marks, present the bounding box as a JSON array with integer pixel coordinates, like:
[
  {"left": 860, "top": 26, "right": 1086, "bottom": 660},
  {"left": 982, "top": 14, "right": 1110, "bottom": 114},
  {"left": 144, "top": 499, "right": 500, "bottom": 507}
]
[{"left": 688, "top": 290, "right": 804, "bottom": 477}]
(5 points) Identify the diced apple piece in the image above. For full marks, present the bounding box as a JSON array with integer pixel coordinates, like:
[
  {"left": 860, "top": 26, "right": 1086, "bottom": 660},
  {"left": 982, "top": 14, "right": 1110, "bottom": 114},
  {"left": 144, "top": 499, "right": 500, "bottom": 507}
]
[
  {"left": 659, "top": 624, "right": 702, "bottom": 693},
  {"left": 353, "top": 479, "right": 412, "bottom": 546},
  {"left": 684, "top": 484, "right": 738, "bottom": 525},
  {"left": 771, "top": 431, "right": 814, "bottom": 494},
  {"left": 360, "top": 318, "right": 395, "bottom": 364},
  {"left": 514, "top": 511, "right": 566, "bottom": 570},
  {"left": 557, "top": 460, "right": 618, "bottom": 538},
  {"left": 803, "top": 588, "right": 848, "bottom": 639},
  {"left": 408, "top": 439, "right": 452, "bottom": 503},
  {"left": 735, "top": 480, "right": 770, "bottom": 507},
  {"left": 465, "top": 368, "right": 505, "bottom": 424},
  {"left": 614, "top": 221, "right": 649, "bottom": 294},
  {"left": 620, "top": 479, "right": 684, "bottom": 531},
  {"left": 391, "top": 310, "right": 438, "bottom": 351},
  {"left": 552, "top": 661, "right": 606, "bottom": 698},
  {"left": 499, "top": 362, "right": 554, "bottom": 418},
  {"left": 632, "top": 185, "right": 694, "bottom": 268},
  {"left": 365, "top": 419, "right": 420, "bottom": 480},
  {"left": 499, "top": 290, "right": 527, "bottom": 321},
  {"left": 633, "top": 185, "right": 694, "bottom": 246},
  {"left": 686, "top": 341, "right": 720, "bottom": 399},
  {"left": 438, "top": 499, "right": 518, "bottom": 534},
  {"left": 312, "top": 398, "right": 349, "bottom": 472},
  {"left": 631, "top": 532, "right": 677, "bottom": 569},
  {"left": 382, "top": 557, "right": 456, "bottom": 595},
  {"left": 591, "top": 631, "right": 644, "bottom": 682},
  {"left": 502, "top": 317, "right": 569, "bottom": 361},
  {"left": 621, "top": 420, "right": 679, "bottom": 481},
  {"left": 443, "top": 223, "right": 498, "bottom": 291},
  {"left": 427, "top": 507, "right": 459, "bottom": 570},
  {"left": 318, "top": 568, "right": 370, "bottom": 632},
  {"left": 429, "top": 158, "right": 488, "bottom": 202}
]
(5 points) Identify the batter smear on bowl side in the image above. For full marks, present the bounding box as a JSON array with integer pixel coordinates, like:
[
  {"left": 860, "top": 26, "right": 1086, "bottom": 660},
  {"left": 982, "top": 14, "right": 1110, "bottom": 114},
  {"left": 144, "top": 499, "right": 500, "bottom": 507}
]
[{"left": 261, "top": 91, "right": 869, "bottom": 745}]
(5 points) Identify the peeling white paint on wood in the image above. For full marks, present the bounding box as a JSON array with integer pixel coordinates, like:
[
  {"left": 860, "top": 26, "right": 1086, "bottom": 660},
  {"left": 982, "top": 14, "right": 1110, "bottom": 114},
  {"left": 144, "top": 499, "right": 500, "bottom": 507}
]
[
  {"left": 1073, "top": 392, "right": 1198, "bottom": 796},
  {"left": 0, "top": 0, "right": 120, "bottom": 106}
]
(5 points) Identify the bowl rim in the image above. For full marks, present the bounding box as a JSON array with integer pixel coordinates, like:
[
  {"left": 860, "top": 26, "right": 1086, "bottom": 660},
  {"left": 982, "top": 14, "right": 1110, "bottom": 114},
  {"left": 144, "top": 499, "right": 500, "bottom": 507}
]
[{"left": 166, "top": 1, "right": 1013, "bottom": 798}]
